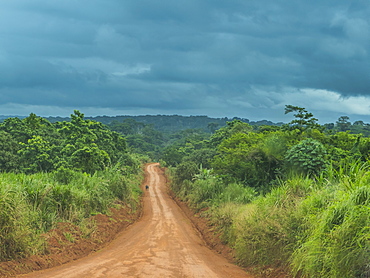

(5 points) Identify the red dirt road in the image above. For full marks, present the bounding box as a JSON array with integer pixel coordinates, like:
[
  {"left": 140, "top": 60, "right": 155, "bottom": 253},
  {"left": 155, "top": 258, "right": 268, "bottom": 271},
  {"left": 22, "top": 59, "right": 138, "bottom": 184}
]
[{"left": 18, "top": 163, "right": 252, "bottom": 278}]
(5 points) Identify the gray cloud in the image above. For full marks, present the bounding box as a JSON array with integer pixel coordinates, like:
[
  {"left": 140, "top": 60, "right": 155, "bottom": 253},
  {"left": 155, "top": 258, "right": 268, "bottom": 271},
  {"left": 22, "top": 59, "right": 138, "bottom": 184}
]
[{"left": 0, "top": 0, "right": 369, "bottom": 122}]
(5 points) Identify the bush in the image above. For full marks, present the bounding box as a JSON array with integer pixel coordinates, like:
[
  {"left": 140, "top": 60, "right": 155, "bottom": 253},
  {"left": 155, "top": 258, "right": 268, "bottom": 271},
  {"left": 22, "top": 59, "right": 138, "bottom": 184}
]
[
  {"left": 285, "top": 138, "right": 328, "bottom": 176},
  {"left": 53, "top": 166, "right": 78, "bottom": 184},
  {"left": 172, "top": 161, "right": 198, "bottom": 193}
]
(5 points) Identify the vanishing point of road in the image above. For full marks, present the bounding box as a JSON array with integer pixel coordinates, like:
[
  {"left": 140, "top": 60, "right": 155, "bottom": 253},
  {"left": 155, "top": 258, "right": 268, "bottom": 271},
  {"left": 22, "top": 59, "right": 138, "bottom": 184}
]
[{"left": 19, "top": 163, "right": 252, "bottom": 278}]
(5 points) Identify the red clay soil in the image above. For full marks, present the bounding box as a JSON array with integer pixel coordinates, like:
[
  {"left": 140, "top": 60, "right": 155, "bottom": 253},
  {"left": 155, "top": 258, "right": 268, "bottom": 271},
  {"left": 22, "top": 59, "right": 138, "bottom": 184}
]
[{"left": 0, "top": 163, "right": 288, "bottom": 277}]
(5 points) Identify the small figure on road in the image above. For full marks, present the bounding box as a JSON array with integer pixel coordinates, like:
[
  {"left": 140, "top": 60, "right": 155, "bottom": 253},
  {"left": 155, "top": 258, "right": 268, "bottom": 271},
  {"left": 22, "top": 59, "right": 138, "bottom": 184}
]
[{"left": 145, "top": 185, "right": 149, "bottom": 190}]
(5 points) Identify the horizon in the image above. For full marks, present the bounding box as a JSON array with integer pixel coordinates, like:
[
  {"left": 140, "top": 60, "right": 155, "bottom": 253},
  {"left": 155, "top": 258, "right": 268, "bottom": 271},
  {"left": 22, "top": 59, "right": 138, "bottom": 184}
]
[{"left": 1, "top": 111, "right": 368, "bottom": 125}]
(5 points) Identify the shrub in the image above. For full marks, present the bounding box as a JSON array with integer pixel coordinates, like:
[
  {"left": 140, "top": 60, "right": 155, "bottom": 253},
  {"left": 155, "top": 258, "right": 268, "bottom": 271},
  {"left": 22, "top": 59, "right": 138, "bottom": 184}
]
[
  {"left": 172, "top": 161, "right": 198, "bottom": 193},
  {"left": 285, "top": 138, "right": 328, "bottom": 176},
  {"left": 53, "top": 166, "right": 78, "bottom": 184}
]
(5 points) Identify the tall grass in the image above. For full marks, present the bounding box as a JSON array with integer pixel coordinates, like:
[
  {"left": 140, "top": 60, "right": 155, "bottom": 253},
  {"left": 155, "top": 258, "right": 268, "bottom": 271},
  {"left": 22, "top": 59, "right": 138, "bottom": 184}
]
[
  {"left": 0, "top": 183, "right": 41, "bottom": 260},
  {"left": 171, "top": 170, "right": 257, "bottom": 210},
  {"left": 206, "top": 161, "right": 370, "bottom": 277},
  {"left": 291, "top": 185, "right": 370, "bottom": 277},
  {"left": 170, "top": 159, "right": 370, "bottom": 277},
  {"left": 228, "top": 177, "right": 316, "bottom": 268},
  {"left": 0, "top": 166, "right": 143, "bottom": 262}
]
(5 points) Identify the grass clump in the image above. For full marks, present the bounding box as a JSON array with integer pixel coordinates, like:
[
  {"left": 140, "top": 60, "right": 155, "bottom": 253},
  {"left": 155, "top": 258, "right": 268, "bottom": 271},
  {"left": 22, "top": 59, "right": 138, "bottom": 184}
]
[
  {"left": 208, "top": 164, "right": 370, "bottom": 277},
  {"left": 230, "top": 177, "right": 315, "bottom": 268},
  {"left": 0, "top": 185, "right": 37, "bottom": 260},
  {"left": 0, "top": 164, "right": 143, "bottom": 262},
  {"left": 172, "top": 161, "right": 370, "bottom": 277},
  {"left": 292, "top": 186, "right": 370, "bottom": 278}
]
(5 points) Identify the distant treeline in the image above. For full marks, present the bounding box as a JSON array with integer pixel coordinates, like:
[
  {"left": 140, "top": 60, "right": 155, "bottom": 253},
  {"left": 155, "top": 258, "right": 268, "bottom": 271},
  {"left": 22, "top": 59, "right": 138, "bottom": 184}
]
[
  {"left": 2, "top": 114, "right": 370, "bottom": 135},
  {"left": 44, "top": 115, "right": 283, "bottom": 133}
]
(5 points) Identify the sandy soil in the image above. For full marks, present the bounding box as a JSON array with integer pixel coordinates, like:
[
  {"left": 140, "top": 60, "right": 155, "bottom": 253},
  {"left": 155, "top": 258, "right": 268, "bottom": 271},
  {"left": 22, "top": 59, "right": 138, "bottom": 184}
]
[{"left": 15, "top": 163, "right": 252, "bottom": 278}]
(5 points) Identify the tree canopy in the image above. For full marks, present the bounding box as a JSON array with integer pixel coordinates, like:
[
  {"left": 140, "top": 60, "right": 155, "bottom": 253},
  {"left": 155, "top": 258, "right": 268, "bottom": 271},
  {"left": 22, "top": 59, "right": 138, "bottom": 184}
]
[{"left": 0, "top": 111, "right": 128, "bottom": 174}]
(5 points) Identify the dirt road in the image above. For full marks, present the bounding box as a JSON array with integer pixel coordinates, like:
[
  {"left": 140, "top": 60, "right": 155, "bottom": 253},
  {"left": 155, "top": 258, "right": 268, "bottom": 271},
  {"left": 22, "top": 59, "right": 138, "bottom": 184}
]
[{"left": 19, "top": 163, "right": 252, "bottom": 278}]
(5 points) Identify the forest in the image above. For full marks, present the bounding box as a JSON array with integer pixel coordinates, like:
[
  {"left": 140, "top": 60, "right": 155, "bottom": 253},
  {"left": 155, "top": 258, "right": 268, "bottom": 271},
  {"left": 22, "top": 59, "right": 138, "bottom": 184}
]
[{"left": 0, "top": 106, "right": 369, "bottom": 277}]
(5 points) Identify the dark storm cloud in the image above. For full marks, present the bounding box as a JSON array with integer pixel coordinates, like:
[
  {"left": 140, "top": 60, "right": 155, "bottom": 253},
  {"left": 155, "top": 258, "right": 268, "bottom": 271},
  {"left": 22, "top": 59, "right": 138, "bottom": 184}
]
[{"left": 0, "top": 0, "right": 369, "bottom": 121}]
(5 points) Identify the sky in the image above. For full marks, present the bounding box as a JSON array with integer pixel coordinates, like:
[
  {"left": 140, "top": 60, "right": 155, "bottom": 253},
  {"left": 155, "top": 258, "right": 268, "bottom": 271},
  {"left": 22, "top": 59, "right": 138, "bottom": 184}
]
[{"left": 0, "top": 0, "right": 369, "bottom": 123}]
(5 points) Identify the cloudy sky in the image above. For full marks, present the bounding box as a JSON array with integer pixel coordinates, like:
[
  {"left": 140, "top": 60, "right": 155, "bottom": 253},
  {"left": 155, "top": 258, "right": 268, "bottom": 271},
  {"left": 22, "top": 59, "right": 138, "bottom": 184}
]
[{"left": 0, "top": 0, "right": 369, "bottom": 123}]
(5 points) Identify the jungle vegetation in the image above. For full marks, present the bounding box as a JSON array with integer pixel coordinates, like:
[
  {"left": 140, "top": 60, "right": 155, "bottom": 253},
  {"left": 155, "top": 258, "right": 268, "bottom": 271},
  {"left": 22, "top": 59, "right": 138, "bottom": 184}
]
[
  {"left": 1, "top": 106, "right": 370, "bottom": 277},
  {"left": 0, "top": 111, "right": 147, "bottom": 261},
  {"left": 160, "top": 105, "right": 370, "bottom": 278}
]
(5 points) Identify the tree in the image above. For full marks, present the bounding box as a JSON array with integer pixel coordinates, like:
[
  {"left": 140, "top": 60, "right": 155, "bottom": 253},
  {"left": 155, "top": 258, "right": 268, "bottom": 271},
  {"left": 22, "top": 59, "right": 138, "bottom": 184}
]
[
  {"left": 183, "top": 148, "right": 217, "bottom": 169},
  {"left": 161, "top": 146, "right": 185, "bottom": 166},
  {"left": 284, "top": 105, "right": 320, "bottom": 132},
  {"left": 0, "top": 117, "right": 30, "bottom": 143},
  {"left": 18, "top": 136, "right": 54, "bottom": 173},
  {"left": 0, "top": 111, "right": 130, "bottom": 174},
  {"left": 336, "top": 116, "right": 351, "bottom": 132},
  {"left": 207, "top": 122, "right": 219, "bottom": 133},
  {"left": 0, "top": 131, "right": 20, "bottom": 172},
  {"left": 211, "top": 132, "right": 279, "bottom": 189},
  {"left": 209, "top": 120, "right": 253, "bottom": 147},
  {"left": 71, "top": 144, "right": 110, "bottom": 174}
]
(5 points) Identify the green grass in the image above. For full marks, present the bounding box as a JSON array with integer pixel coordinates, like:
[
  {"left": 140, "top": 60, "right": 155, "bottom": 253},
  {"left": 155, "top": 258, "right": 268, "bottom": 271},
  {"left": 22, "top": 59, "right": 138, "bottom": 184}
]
[
  {"left": 171, "top": 160, "right": 370, "bottom": 277},
  {"left": 0, "top": 165, "right": 143, "bottom": 262}
]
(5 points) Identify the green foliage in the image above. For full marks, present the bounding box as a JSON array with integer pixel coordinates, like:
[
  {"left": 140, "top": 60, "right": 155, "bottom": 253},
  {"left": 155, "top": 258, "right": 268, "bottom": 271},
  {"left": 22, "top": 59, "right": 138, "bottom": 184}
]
[
  {"left": 212, "top": 132, "right": 281, "bottom": 190},
  {"left": 188, "top": 176, "right": 224, "bottom": 208},
  {"left": 18, "top": 135, "right": 54, "bottom": 173},
  {"left": 182, "top": 148, "right": 217, "bottom": 169},
  {"left": 161, "top": 146, "right": 185, "bottom": 167},
  {"left": 172, "top": 161, "right": 198, "bottom": 193},
  {"left": 0, "top": 184, "right": 38, "bottom": 260},
  {"left": 0, "top": 131, "right": 20, "bottom": 171},
  {"left": 231, "top": 177, "right": 315, "bottom": 268},
  {"left": 261, "top": 132, "right": 288, "bottom": 160},
  {"left": 336, "top": 115, "right": 351, "bottom": 132},
  {"left": 53, "top": 166, "right": 78, "bottom": 184},
  {"left": 284, "top": 105, "right": 320, "bottom": 132},
  {"left": 218, "top": 183, "right": 256, "bottom": 205},
  {"left": 105, "top": 115, "right": 235, "bottom": 133},
  {"left": 209, "top": 120, "right": 253, "bottom": 147},
  {"left": 162, "top": 106, "right": 370, "bottom": 277},
  {"left": 0, "top": 163, "right": 142, "bottom": 262},
  {"left": 292, "top": 186, "right": 370, "bottom": 277},
  {"left": 192, "top": 162, "right": 370, "bottom": 277},
  {"left": 71, "top": 144, "right": 110, "bottom": 174},
  {"left": 170, "top": 166, "right": 257, "bottom": 210},
  {"left": 0, "top": 111, "right": 128, "bottom": 174},
  {"left": 0, "top": 112, "right": 146, "bottom": 262},
  {"left": 326, "top": 160, "right": 370, "bottom": 191},
  {"left": 208, "top": 203, "right": 241, "bottom": 244},
  {"left": 285, "top": 138, "right": 328, "bottom": 177}
]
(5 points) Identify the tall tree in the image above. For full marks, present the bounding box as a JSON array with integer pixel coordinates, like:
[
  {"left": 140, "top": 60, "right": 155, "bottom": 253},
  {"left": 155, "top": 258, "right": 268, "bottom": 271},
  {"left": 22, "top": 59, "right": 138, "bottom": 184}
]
[
  {"left": 284, "top": 105, "right": 320, "bottom": 132},
  {"left": 336, "top": 116, "right": 351, "bottom": 132}
]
